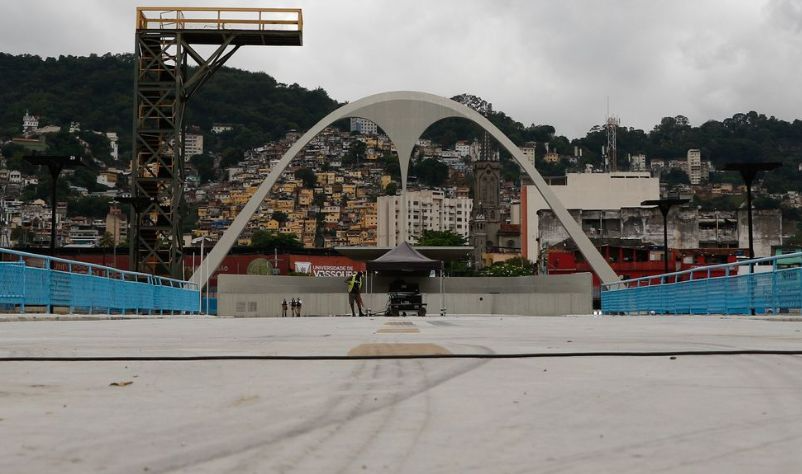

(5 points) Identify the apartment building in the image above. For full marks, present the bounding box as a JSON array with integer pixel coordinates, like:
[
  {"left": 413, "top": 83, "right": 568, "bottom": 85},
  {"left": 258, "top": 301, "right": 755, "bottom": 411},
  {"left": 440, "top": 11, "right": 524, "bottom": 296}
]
[
  {"left": 376, "top": 190, "right": 472, "bottom": 246},
  {"left": 687, "top": 149, "right": 702, "bottom": 185}
]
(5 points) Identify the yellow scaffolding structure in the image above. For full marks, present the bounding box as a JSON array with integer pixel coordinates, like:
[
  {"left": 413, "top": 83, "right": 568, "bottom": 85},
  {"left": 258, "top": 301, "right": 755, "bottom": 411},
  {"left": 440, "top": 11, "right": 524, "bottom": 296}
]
[{"left": 136, "top": 7, "right": 302, "bottom": 32}]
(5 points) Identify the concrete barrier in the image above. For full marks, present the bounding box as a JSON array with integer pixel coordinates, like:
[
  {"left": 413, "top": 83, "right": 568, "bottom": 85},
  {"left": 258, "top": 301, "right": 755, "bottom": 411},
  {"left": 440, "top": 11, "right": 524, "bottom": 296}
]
[{"left": 217, "top": 273, "right": 592, "bottom": 317}]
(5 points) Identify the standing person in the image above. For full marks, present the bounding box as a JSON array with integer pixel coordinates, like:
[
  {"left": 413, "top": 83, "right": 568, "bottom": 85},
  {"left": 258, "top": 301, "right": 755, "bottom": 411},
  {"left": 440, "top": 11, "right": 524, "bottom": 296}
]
[
  {"left": 281, "top": 298, "right": 288, "bottom": 317},
  {"left": 297, "top": 297, "right": 303, "bottom": 317},
  {"left": 290, "top": 298, "right": 297, "bottom": 317},
  {"left": 345, "top": 271, "right": 365, "bottom": 317}
]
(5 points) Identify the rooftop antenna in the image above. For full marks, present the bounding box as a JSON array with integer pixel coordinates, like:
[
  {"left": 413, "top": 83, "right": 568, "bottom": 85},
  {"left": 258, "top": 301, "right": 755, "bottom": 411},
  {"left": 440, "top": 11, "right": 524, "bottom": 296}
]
[{"left": 605, "top": 96, "right": 619, "bottom": 172}]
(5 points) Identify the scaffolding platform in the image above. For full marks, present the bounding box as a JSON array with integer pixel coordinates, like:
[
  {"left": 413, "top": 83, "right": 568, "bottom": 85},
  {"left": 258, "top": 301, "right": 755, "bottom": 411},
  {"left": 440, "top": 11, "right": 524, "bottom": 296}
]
[
  {"left": 136, "top": 7, "right": 303, "bottom": 45},
  {"left": 131, "top": 7, "right": 302, "bottom": 276}
]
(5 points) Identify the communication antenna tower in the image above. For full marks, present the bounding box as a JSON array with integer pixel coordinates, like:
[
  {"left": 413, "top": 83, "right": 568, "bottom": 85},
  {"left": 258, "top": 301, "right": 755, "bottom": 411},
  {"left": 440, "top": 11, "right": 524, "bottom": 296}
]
[{"left": 605, "top": 97, "right": 619, "bottom": 172}]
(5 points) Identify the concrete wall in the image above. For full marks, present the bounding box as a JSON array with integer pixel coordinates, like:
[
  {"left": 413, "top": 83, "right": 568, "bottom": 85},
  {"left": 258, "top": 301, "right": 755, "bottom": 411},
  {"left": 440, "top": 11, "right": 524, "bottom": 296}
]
[
  {"left": 523, "top": 172, "right": 660, "bottom": 260},
  {"left": 218, "top": 273, "right": 592, "bottom": 317},
  {"left": 538, "top": 207, "right": 782, "bottom": 257}
]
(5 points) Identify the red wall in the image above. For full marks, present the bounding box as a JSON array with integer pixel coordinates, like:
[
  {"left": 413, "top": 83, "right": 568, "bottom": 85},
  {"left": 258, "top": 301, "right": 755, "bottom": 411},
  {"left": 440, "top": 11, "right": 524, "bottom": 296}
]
[{"left": 48, "top": 251, "right": 365, "bottom": 289}]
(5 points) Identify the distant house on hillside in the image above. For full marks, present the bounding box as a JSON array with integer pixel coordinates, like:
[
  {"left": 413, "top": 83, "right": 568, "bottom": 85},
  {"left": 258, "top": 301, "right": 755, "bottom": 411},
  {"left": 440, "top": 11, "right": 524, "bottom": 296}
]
[
  {"left": 22, "top": 110, "right": 38, "bottom": 135},
  {"left": 211, "top": 123, "right": 234, "bottom": 134}
]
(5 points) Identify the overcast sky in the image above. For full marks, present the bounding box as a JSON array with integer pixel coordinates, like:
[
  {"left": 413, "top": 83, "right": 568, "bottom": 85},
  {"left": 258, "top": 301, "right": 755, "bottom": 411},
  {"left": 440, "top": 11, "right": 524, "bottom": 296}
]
[{"left": 2, "top": 0, "right": 801, "bottom": 138}]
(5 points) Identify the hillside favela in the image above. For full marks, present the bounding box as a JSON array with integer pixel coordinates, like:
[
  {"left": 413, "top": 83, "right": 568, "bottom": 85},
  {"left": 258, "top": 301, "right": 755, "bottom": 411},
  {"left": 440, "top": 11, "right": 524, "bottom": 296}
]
[{"left": 2, "top": 3, "right": 802, "bottom": 473}]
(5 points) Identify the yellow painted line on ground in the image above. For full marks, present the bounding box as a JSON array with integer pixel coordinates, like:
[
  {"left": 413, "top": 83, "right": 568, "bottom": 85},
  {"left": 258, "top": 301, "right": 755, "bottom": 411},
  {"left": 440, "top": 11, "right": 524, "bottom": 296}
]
[{"left": 347, "top": 343, "right": 451, "bottom": 356}]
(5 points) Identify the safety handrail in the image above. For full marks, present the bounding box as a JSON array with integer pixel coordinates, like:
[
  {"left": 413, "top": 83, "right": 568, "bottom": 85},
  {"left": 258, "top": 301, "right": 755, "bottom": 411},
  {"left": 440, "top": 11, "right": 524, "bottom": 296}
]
[
  {"left": 0, "top": 247, "right": 197, "bottom": 290},
  {"left": 136, "top": 7, "right": 303, "bottom": 32},
  {"left": 602, "top": 251, "right": 802, "bottom": 292}
]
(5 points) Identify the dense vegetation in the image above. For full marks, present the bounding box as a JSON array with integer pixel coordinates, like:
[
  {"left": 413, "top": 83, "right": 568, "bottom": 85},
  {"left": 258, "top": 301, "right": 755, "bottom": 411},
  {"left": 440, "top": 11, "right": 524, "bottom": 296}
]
[
  {"left": 250, "top": 230, "right": 303, "bottom": 251},
  {"left": 416, "top": 230, "right": 467, "bottom": 246},
  {"left": 0, "top": 52, "right": 340, "bottom": 162}
]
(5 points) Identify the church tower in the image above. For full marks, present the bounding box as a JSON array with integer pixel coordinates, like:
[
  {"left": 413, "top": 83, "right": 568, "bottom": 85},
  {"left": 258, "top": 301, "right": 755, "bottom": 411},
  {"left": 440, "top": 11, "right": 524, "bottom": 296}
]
[{"left": 471, "top": 125, "right": 502, "bottom": 269}]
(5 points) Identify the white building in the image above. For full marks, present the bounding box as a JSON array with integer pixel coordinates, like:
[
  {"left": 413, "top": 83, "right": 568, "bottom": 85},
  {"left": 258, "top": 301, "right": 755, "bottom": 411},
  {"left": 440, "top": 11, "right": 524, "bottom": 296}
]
[
  {"left": 349, "top": 117, "right": 378, "bottom": 135},
  {"left": 687, "top": 149, "right": 702, "bottom": 184},
  {"left": 455, "top": 140, "right": 472, "bottom": 157},
  {"left": 520, "top": 172, "right": 660, "bottom": 261},
  {"left": 211, "top": 123, "right": 234, "bottom": 134},
  {"left": 185, "top": 132, "right": 204, "bottom": 159},
  {"left": 22, "top": 111, "right": 39, "bottom": 134},
  {"left": 96, "top": 171, "right": 117, "bottom": 188},
  {"left": 106, "top": 132, "right": 119, "bottom": 160},
  {"left": 520, "top": 142, "right": 536, "bottom": 166},
  {"left": 377, "top": 190, "right": 472, "bottom": 246},
  {"left": 630, "top": 154, "right": 647, "bottom": 172},
  {"left": 35, "top": 125, "right": 61, "bottom": 134},
  {"left": 66, "top": 223, "right": 99, "bottom": 247}
]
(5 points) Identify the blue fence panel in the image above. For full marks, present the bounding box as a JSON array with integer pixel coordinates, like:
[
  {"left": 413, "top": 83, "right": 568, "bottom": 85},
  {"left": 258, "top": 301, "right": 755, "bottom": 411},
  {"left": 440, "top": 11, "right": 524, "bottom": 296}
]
[
  {"left": 0, "top": 248, "right": 200, "bottom": 314},
  {"left": 201, "top": 297, "right": 217, "bottom": 315},
  {"left": 775, "top": 268, "right": 801, "bottom": 310},
  {"left": 23, "top": 267, "right": 51, "bottom": 307},
  {"left": 601, "top": 252, "right": 802, "bottom": 315},
  {"left": 704, "top": 277, "right": 729, "bottom": 314},
  {"left": 0, "top": 261, "right": 25, "bottom": 306}
]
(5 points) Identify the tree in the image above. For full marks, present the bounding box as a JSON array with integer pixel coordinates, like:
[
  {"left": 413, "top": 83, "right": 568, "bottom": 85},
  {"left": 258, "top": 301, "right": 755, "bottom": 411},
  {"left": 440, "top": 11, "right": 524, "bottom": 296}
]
[
  {"left": 785, "top": 222, "right": 802, "bottom": 247},
  {"left": 384, "top": 181, "right": 398, "bottom": 196},
  {"left": 250, "top": 229, "right": 302, "bottom": 250},
  {"left": 271, "top": 211, "right": 289, "bottom": 225},
  {"left": 412, "top": 158, "right": 449, "bottom": 187},
  {"left": 753, "top": 196, "right": 781, "bottom": 209},
  {"left": 99, "top": 232, "right": 115, "bottom": 248},
  {"left": 67, "top": 196, "right": 111, "bottom": 219},
  {"left": 11, "top": 226, "right": 34, "bottom": 247},
  {"left": 342, "top": 140, "right": 366, "bottom": 166},
  {"left": 191, "top": 154, "right": 216, "bottom": 183},
  {"left": 416, "top": 229, "right": 467, "bottom": 246},
  {"left": 479, "top": 257, "right": 535, "bottom": 277},
  {"left": 380, "top": 152, "right": 400, "bottom": 179},
  {"left": 662, "top": 168, "right": 690, "bottom": 186},
  {"left": 294, "top": 167, "right": 316, "bottom": 188}
]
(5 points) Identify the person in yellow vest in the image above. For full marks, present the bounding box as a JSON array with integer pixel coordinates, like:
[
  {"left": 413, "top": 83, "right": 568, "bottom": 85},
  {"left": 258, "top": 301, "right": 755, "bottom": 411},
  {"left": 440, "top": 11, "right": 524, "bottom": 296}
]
[{"left": 345, "top": 271, "right": 365, "bottom": 317}]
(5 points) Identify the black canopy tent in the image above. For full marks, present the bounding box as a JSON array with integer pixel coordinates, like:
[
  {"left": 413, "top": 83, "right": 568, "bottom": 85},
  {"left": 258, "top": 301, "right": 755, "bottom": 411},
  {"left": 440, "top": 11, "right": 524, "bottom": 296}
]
[
  {"left": 366, "top": 241, "right": 442, "bottom": 273},
  {"left": 366, "top": 242, "right": 445, "bottom": 316}
]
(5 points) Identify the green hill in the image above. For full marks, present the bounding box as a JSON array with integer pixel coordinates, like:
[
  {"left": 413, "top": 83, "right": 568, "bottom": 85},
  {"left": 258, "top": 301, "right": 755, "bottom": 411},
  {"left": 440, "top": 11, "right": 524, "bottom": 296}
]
[{"left": 0, "top": 52, "right": 340, "bottom": 160}]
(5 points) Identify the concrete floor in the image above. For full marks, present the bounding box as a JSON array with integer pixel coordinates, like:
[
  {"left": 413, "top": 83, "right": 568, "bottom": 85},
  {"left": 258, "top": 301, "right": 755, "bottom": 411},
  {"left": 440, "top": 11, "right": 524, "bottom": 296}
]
[{"left": 1, "top": 315, "right": 802, "bottom": 473}]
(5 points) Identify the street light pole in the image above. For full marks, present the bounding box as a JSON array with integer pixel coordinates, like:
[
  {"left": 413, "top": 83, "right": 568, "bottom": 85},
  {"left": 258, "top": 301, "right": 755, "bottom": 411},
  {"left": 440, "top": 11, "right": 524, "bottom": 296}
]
[
  {"left": 642, "top": 198, "right": 689, "bottom": 275},
  {"left": 722, "top": 162, "right": 781, "bottom": 259},
  {"left": 722, "top": 162, "right": 781, "bottom": 315},
  {"left": 23, "top": 155, "right": 83, "bottom": 256},
  {"left": 110, "top": 200, "right": 119, "bottom": 269}
]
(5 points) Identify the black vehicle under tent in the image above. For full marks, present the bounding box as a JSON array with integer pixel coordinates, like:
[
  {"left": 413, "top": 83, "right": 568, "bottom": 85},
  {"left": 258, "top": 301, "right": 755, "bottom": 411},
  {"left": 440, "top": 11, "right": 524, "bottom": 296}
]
[{"left": 366, "top": 242, "right": 443, "bottom": 316}]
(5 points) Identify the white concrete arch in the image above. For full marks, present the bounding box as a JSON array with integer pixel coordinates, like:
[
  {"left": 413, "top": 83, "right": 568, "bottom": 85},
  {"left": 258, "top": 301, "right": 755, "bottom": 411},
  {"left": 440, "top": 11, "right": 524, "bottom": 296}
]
[{"left": 190, "top": 91, "right": 618, "bottom": 286}]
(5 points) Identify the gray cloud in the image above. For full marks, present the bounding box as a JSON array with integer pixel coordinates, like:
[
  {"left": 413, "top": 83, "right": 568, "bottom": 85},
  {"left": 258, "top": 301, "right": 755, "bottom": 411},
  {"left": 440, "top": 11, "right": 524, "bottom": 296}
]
[{"left": 1, "top": 0, "right": 799, "bottom": 138}]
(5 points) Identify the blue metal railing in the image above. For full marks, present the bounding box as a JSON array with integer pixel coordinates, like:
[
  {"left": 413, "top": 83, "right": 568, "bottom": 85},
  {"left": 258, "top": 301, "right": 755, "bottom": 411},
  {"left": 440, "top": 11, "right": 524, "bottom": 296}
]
[
  {"left": 0, "top": 248, "right": 200, "bottom": 314},
  {"left": 601, "top": 252, "right": 802, "bottom": 315}
]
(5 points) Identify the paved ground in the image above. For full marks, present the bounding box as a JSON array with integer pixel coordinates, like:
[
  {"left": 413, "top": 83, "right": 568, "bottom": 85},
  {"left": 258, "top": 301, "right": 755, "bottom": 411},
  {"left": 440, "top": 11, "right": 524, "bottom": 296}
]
[{"left": 1, "top": 315, "right": 802, "bottom": 473}]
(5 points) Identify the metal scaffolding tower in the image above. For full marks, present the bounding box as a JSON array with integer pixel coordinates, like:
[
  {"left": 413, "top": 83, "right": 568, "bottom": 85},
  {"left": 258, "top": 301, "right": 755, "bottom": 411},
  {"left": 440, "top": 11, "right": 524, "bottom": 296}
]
[
  {"left": 605, "top": 115, "right": 619, "bottom": 172},
  {"left": 132, "top": 7, "right": 302, "bottom": 276}
]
